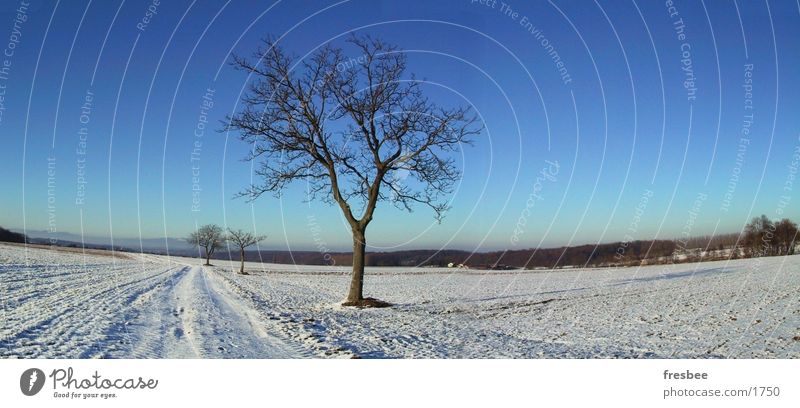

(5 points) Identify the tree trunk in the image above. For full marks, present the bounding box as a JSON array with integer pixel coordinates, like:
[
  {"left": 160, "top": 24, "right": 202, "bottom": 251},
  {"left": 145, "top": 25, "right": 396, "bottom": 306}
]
[
  {"left": 205, "top": 248, "right": 211, "bottom": 266},
  {"left": 345, "top": 228, "right": 366, "bottom": 303},
  {"left": 240, "top": 248, "right": 245, "bottom": 274}
]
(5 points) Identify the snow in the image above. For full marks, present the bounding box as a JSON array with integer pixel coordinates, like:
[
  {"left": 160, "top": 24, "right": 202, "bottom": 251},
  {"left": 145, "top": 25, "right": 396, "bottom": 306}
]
[
  {"left": 0, "top": 245, "right": 301, "bottom": 358},
  {"left": 1, "top": 243, "right": 798, "bottom": 358}
]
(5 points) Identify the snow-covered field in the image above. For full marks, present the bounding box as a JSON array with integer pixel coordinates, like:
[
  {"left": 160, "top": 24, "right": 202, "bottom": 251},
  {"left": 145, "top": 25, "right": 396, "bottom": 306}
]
[{"left": 1, "top": 243, "right": 798, "bottom": 358}]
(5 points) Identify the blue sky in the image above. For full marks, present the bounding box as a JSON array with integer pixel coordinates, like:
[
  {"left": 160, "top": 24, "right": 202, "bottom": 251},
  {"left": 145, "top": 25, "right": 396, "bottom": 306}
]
[{"left": 1, "top": 0, "right": 799, "bottom": 251}]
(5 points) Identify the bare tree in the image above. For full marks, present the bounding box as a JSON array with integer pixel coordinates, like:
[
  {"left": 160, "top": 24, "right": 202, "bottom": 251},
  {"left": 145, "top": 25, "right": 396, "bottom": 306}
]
[
  {"left": 741, "top": 215, "right": 800, "bottom": 257},
  {"left": 774, "top": 218, "right": 798, "bottom": 255},
  {"left": 743, "top": 215, "right": 772, "bottom": 257},
  {"left": 225, "top": 35, "right": 479, "bottom": 306},
  {"left": 187, "top": 224, "right": 225, "bottom": 266},
  {"left": 227, "top": 229, "right": 266, "bottom": 274}
]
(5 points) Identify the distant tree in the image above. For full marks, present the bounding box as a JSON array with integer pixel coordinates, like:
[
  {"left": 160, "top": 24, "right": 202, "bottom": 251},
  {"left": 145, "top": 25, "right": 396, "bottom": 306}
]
[
  {"left": 774, "top": 218, "right": 798, "bottom": 255},
  {"left": 226, "top": 35, "right": 479, "bottom": 306},
  {"left": 226, "top": 229, "right": 266, "bottom": 274},
  {"left": 187, "top": 224, "right": 225, "bottom": 266},
  {"left": 743, "top": 215, "right": 774, "bottom": 257}
]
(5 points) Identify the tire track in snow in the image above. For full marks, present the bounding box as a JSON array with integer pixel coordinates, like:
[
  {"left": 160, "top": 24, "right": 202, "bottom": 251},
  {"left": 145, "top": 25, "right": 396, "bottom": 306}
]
[
  {"left": 126, "top": 264, "right": 302, "bottom": 358},
  {"left": 2, "top": 245, "right": 305, "bottom": 358}
]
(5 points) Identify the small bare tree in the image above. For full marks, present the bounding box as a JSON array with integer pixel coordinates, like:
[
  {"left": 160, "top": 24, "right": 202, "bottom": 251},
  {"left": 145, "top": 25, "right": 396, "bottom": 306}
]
[
  {"left": 227, "top": 229, "right": 266, "bottom": 274},
  {"left": 187, "top": 224, "right": 225, "bottom": 266},
  {"left": 226, "top": 35, "right": 479, "bottom": 306}
]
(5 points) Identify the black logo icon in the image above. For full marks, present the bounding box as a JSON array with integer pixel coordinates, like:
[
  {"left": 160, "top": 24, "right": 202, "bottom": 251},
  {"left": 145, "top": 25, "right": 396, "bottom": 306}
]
[{"left": 20, "top": 368, "right": 45, "bottom": 396}]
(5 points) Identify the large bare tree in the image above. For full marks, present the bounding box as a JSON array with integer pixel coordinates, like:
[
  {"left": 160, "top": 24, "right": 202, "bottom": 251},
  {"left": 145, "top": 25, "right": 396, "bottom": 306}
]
[
  {"left": 227, "top": 228, "right": 266, "bottom": 274},
  {"left": 226, "top": 35, "right": 479, "bottom": 306},
  {"left": 187, "top": 224, "right": 225, "bottom": 266}
]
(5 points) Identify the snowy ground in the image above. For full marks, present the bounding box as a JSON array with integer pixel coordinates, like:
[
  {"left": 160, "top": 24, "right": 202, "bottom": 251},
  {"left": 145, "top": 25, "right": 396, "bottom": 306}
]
[
  {"left": 1, "top": 243, "right": 798, "bottom": 358},
  {"left": 0, "top": 244, "right": 301, "bottom": 358}
]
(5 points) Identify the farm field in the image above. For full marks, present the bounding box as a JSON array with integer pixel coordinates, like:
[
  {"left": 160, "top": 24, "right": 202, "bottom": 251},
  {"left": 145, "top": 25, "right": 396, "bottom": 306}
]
[{"left": 1, "top": 243, "right": 798, "bottom": 358}]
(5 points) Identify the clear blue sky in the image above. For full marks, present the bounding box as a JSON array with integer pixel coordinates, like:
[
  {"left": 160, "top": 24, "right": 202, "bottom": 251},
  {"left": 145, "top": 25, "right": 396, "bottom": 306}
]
[{"left": 1, "top": 0, "right": 799, "bottom": 251}]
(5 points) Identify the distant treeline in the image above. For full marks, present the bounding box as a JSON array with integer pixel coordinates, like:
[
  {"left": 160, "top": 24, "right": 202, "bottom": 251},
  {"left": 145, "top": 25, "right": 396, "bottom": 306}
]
[
  {"left": 0, "top": 227, "right": 26, "bottom": 243},
  {"left": 0, "top": 227, "right": 146, "bottom": 252},
  {"left": 2, "top": 215, "right": 796, "bottom": 269},
  {"left": 220, "top": 240, "right": 678, "bottom": 269},
  {"left": 676, "top": 233, "right": 741, "bottom": 251},
  {"left": 741, "top": 215, "right": 797, "bottom": 257},
  {"left": 220, "top": 216, "right": 797, "bottom": 269}
]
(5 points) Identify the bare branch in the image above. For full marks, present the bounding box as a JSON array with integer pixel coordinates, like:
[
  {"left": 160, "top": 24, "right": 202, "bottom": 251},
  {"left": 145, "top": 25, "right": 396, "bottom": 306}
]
[{"left": 226, "top": 228, "right": 266, "bottom": 250}]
